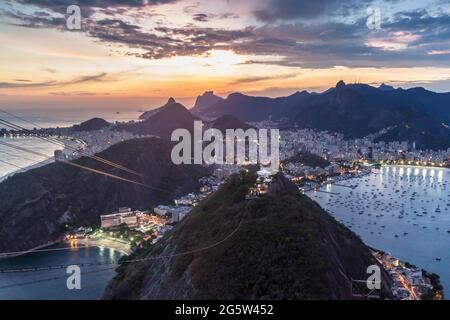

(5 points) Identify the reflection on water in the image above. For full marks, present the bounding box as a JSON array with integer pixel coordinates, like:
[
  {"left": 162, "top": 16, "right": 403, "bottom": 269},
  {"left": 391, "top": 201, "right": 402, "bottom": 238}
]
[
  {"left": 309, "top": 166, "right": 450, "bottom": 298},
  {"left": 0, "top": 244, "right": 123, "bottom": 300},
  {"left": 0, "top": 137, "right": 61, "bottom": 179}
]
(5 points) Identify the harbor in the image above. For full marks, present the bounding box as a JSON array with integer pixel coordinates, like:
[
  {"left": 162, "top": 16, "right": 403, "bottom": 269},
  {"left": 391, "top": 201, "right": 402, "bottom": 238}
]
[{"left": 308, "top": 165, "right": 450, "bottom": 297}]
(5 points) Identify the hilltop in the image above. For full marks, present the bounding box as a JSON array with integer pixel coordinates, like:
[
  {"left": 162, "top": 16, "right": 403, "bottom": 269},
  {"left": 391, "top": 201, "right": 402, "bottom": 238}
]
[
  {"left": 123, "top": 100, "right": 255, "bottom": 140},
  {"left": 103, "top": 172, "right": 390, "bottom": 299},
  {"left": 139, "top": 98, "right": 177, "bottom": 120}
]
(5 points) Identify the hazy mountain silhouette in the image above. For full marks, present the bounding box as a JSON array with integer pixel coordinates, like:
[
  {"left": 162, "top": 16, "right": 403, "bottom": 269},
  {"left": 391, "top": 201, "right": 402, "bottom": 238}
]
[
  {"left": 194, "top": 81, "right": 450, "bottom": 149},
  {"left": 124, "top": 101, "right": 255, "bottom": 141},
  {"left": 139, "top": 97, "right": 177, "bottom": 120},
  {"left": 120, "top": 100, "right": 199, "bottom": 139},
  {"left": 378, "top": 83, "right": 395, "bottom": 91}
]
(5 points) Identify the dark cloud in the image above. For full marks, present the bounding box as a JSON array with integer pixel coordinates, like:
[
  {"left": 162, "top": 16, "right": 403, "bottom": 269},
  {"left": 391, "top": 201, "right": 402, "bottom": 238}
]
[
  {"left": 192, "top": 12, "right": 239, "bottom": 22},
  {"left": 4, "top": 1, "right": 450, "bottom": 69},
  {"left": 229, "top": 73, "right": 298, "bottom": 85},
  {"left": 5, "top": 8, "right": 65, "bottom": 28},
  {"left": 218, "top": 12, "right": 240, "bottom": 19},
  {"left": 0, "top": 80, "right": 57, "bottom": 88},
  {"left": 0, "top": 73, "right": 110, "bottom": 89},
  {"left": 253, "top": 0, "right": 372, "bottom": 22},
  {"left": 229, "top": 10, "right": 450, "bottom": 68},
  {"left": 14, "top": 0, "right": 178, "bottom": 14},
  {"left": 192, "top": 13, "right": 210, "bottom": 22},
  {"left": 182, "top": 2, "right": 199, "bottom": 14}
]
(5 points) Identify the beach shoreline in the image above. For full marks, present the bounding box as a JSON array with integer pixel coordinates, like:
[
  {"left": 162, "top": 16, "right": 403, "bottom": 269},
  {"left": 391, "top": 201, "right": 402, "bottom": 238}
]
[
  {"left": 0, "top": 136, "right": 81, "bottom": 182},
  {"left": 73, "top": 237, "right": 131, "bottom": 255},
  {"left": 0, "top": 236, "right": 131, "bottom": 260}
]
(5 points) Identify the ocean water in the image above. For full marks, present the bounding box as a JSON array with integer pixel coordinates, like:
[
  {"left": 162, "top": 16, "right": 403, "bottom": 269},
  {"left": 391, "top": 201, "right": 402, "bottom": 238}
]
[
  {"left": 308, "top": 165, "right": 450, "bottom": 298},
  {"left": 0, "top": 109, "right": 141, "bottom": 179},
  {"left": 0, "top": 136, "right": 63, "bottom": 180},
  {"left": 0, "top": 109, "right": 141, "bottom": 130},
  {"left": 0, "top": 244, "right": 123, "bottom": 300}
]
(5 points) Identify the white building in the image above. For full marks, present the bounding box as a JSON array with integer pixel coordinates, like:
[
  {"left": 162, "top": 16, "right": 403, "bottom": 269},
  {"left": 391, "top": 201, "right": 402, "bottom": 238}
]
[{"left": 100, "top": 207, "right": 138, "bottom": 229}]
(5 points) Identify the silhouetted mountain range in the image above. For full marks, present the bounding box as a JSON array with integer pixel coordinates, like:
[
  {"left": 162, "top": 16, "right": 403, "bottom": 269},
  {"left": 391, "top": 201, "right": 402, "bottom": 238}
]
[
  {"left": 195, "top": 90, "right": 311, "bottom": 122},
  {"left": 378, "top": 83, "right": 395, "bottom": 92},
  {"left": 191, "top": 82, "right": 450, "bottom": 150},
  {"left": 119, "top": 99, "right": 199, "bottom": 139},
  {"left": 139, "top": 97, "right": 177, "bottom": 120},
  {"left": 125, "top": 100, "right": 254, "bottom": 139}
]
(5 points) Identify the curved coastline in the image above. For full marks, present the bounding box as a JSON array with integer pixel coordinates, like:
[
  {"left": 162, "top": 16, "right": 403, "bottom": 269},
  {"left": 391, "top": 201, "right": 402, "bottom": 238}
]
[
  {"left": 307, "top": 164, "right": 449, "bottom": 298},
  {"left": 0, "top": 136, "right": 83, "bottom": 182}
]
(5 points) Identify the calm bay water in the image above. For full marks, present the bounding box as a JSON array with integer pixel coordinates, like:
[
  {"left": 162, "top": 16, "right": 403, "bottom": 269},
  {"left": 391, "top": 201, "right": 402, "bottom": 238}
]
[
  {"left": 308, "top": 165, "right": 450, "bottom": 298},
  {"left": 0, "top": 244, "right": 123, "bottom": 300},
  {"left": 0, "top": 136, "right": 62, "bottom": 179}
]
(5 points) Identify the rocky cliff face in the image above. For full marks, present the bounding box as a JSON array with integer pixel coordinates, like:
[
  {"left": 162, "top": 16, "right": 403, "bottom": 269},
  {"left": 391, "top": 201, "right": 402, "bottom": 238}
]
[
  {"left": 103, "top": 172, "right": 390, "bottom": 300},
  {"left": 191, "top": 91, "right": 223, "bottom": 117},
  {"left": 0, "top": 137, "right": 208, "bottom": 253}
]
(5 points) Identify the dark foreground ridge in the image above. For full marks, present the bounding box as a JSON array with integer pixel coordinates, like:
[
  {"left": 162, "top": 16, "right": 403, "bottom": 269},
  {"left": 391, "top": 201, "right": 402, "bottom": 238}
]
[
  {"left": 0, "top": 137, "right": 208, "bottom": 253},
  {"left": 103, "top": 172, "right": 390, "bottom": 299}
]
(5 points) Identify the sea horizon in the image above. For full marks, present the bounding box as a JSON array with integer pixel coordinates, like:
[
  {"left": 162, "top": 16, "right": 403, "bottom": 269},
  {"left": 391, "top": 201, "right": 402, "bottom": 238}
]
[{"left": 0, "top": 109, "right": 142, "bottom": 130}]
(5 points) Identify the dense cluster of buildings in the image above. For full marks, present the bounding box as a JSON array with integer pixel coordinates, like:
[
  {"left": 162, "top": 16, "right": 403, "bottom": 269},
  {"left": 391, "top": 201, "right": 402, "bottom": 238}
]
[
  {"left": 373, "top": 251, "right": 441, "bottom": 300},
  {"left": 100, "top": 207, "right": 142, "bottom": 229},
  {"left": 283, "top": 161, "right": 340, "bottom": 178},
  {"left": 66, "top": 128, "right": 153, "bottom": 160},
  {"left": 279, "top": 128, "right": 449, "bottom": 167}
]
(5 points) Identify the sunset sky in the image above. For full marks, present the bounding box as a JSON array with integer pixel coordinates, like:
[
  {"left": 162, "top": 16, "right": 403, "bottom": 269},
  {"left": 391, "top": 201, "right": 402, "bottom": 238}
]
[{"left": 1, "top": 0, "right": 450, "bottom": 112}]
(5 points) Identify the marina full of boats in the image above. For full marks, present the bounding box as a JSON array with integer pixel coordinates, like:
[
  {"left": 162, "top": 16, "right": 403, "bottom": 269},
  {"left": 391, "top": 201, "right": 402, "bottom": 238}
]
[{"left": 308, "top": 165, "right": 450, "bottom": 298}]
